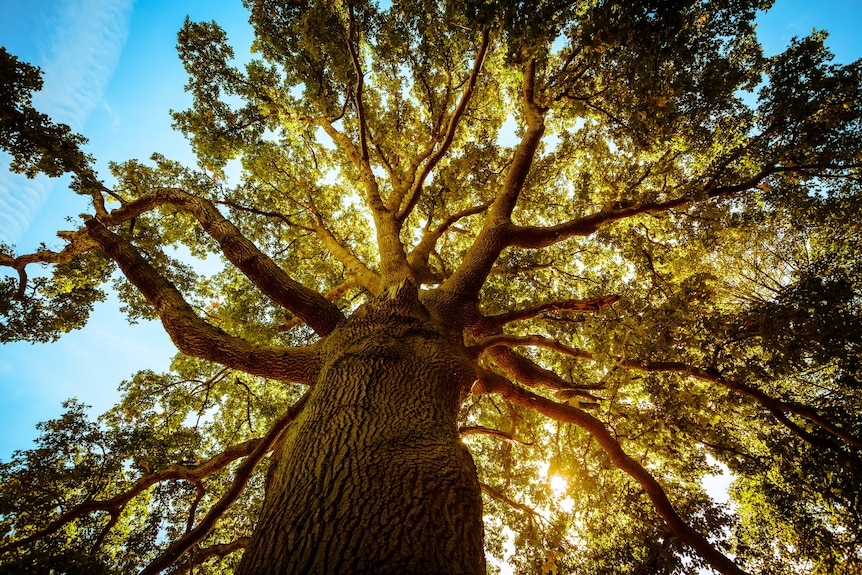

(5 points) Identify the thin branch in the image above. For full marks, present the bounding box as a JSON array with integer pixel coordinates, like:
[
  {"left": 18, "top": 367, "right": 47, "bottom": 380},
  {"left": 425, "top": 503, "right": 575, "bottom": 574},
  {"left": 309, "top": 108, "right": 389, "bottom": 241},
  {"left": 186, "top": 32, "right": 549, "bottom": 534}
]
[
  {"left": 185, "top": 482, "right": 206, "bottom": 533},
  {"left": 475, "top": 371, "right": 750, "bottom": 575},
  {"left": 140, "top": 391, "right": 310, "bottom": 575},
  {"left": 395, "top": 28, "right": 491, "bottom": 222},
  {"left": 408, "top": 201, "right": 492, "bottom": 272},
  {"left": 619, "top": 360, "right": 862, "bottom": 449},
  {"left": 471, "top": 334, "right": 593, "bottom": 361},
  {"left": 316, "top": 118, "right": 412, "bottom": 285},
  {"left": 219, "top": 195, "right": 381, "bottom": 294},
  {"left": 346, "top": 4, "right": 369, "bottom": 162},
  {"left": 316, "top": 119, "right": 386, "bottom": 215},
  {"left": 0, "top": 229, "right": 99, "bottom": 297},
  {"left": 507, "top": 168, "right": 780, "bottom": 250},
  {"left": 0, "top": 104, "right": 118, "bottom": 218},
  {"left": 215, "top": 198, "right": 309, "bottom": 230},
  {"left": 490, "top": 261, "right": 554, "bottom": 276},
  {"left": 484, "top": 294, "right": 620, "bottom": 327},
  {"left": 460, "top": 426, "right": 534, "bottom": 445},
  {"left": 0, "top": 437, "right": 264, "bottom": 555},
  {"left": 372, "top": 138, "right": 403, "bottom": 191},
  {"left": 170, "top": 538, "right": 251, "bottom": 575},
  {"left": 480, "top": 479, "right": 581, "bottom": 553},
  {"left": 84, "top": 219, "right": 320, "bottom": 383},
  {"left": 309, "top": 209, "right": 382, "bottom": 294},
  {"left": 89, "top": 507, "right": 122, "bottom": 557},
  {"left": 479, "top": 481, "right": 542, "bottom": 518}
]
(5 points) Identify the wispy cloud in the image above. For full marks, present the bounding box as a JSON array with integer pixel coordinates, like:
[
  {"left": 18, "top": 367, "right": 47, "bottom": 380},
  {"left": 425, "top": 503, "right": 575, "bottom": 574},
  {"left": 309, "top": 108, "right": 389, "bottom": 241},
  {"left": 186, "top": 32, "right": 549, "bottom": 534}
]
[
  {"left": 34, "top": 0, "right": 136, "bottom": 127},
  {"left": 0, "top": 177, "right": 50, "bottom": 245},
  {"left": 0, "top": 0, "right": 134, "bottom": 247}
]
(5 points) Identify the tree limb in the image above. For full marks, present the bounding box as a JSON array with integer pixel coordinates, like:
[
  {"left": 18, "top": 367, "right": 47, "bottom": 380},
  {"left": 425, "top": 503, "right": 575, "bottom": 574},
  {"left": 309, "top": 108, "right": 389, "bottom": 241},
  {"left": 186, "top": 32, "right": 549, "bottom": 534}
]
[
  {"left": 475, "top": 371, "right": 750, "bottom": 575},
  {"left": 89, "top": 507, "right": 122, "bottom": 557},
  {"left": 276, "top": 279, "right": 359, "bottom": 333},
  {"left": 346, "top": 3, "right": 369, "bottom": 163},
  {"left": 485, "top": 344, "right": 601, "bottom": 396},
  {"left": 144, "top": 188, "right": 344, "bottom": 335},
  {"left": 440, "top": 59, "right": 546, "bottom": 303},
  {"left": 3, "top": 187, "right": 344, "bottom": 335},
  {"left": 316, "top": 118, "right": 413, "bottom": 285},
  {"left": 218, "top": 196, "right": 381, "bottom": 295},
  {"left": 309, "top": 209, "right": 382, "bottom": 294},
  {"left": 84, "top": 219, "right": 320, "bottom": 383},
  {"left": 479, "top": 481, "right": 542, "bottom": 519},
  {"left": 316, "top": 119, "right": 385, "bottom": 213},
  {"left": 0, "top": 229, "right": 99, "bottom": 297}
]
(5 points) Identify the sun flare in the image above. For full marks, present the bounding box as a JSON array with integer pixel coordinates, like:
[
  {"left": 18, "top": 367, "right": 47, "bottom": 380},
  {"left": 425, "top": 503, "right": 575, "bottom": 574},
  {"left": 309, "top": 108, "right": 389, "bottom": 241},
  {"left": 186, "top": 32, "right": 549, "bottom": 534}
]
[{"left": 549, "top": 473, "right": 569, "bottom": 497}]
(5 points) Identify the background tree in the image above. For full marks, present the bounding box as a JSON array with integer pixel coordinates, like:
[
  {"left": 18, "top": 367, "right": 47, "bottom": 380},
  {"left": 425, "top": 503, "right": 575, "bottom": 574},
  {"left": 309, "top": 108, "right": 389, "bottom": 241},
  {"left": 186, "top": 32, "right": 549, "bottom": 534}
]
[{"left": 1, "top": 1, "right": 861, "bottom": 574}]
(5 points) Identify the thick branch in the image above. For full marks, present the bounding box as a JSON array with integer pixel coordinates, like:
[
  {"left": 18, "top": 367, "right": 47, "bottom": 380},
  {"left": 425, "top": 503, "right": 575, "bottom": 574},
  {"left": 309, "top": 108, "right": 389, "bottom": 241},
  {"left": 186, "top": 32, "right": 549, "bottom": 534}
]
[
  {"left": 84, "top": 219, "right": 319, "bottom": 383},
  {"left": 395, "top": 28, "right": 491, "bottom": 222},
  {"left": 90, "top": 508, "right": 122, "bottom": 556},
  {"left": 440, "top": 60, "right": 546, "bottom": 303},
  {"left": 140, "top": 391, "right": 310, "bottom": 575},
  {"left": 490, "top": 59, "right": 546, "bottom": 221},
  {"left": 484, "top": 341, "right": 862, "bottom": 449},
  {"left": 276, "top": 279, "right": 359, "bottom": 333},
  {"left": 4, "top": 188, "right": 344, "bottom": 335},
  {"left": 485, "top": 344, "right": 601, "bottom": 396},
  {"left": 151, "top": 189, "right": 343, "bottom": 335},
  {"left": 476, "top": 372, "right": 749, "bottom": 575}
]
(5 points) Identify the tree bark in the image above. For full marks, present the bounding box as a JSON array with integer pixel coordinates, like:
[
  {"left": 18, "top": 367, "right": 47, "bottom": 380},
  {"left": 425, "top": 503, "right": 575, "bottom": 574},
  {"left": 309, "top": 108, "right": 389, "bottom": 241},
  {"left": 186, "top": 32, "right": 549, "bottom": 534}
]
[{"left": 237, "top": 292, "right": 486, "bottom": 575}]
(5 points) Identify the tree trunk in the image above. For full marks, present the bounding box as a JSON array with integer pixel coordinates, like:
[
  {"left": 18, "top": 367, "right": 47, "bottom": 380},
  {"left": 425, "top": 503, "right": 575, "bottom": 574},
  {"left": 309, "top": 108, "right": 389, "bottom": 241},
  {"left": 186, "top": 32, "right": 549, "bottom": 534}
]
[{"left": 237, "top": 292, "right": 486, "bottom": 575}]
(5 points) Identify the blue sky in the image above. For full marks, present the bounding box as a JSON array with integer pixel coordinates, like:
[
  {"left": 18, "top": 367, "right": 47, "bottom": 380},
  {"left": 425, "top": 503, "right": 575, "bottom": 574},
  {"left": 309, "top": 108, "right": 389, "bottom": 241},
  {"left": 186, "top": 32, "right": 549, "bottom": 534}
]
[{"left": 0, "top": 0, "right": 860, "bottom": 459}]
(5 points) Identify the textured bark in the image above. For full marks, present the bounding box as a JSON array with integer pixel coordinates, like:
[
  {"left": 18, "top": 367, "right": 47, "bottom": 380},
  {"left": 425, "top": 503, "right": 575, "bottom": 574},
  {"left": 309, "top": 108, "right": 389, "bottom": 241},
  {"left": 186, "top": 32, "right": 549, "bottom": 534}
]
[{"left": 237, "top": 291, "right": 486, "bottom": 575}]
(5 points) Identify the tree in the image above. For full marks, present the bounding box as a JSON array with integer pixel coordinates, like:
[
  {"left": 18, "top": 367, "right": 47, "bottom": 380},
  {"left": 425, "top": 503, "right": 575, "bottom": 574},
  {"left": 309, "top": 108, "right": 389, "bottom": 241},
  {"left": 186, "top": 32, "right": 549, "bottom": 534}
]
[{"left": 1, "top": 0, "right": 861, "bottom": 573}]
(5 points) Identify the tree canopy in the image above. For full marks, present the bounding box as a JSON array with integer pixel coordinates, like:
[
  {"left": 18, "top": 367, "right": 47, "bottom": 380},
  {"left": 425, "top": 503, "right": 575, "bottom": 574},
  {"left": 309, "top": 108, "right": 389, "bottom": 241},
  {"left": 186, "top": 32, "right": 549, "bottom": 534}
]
[{"left": 1, "top": 0, "right": 861, "bottom": 573}]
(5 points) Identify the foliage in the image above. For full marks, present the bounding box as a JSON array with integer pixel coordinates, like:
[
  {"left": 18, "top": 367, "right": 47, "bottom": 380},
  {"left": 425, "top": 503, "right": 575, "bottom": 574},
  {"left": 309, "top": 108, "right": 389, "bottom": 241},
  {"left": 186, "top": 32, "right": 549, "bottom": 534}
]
[{"left": 1, "top": 0, "right": 861, "bottom": 573}]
